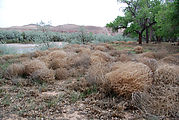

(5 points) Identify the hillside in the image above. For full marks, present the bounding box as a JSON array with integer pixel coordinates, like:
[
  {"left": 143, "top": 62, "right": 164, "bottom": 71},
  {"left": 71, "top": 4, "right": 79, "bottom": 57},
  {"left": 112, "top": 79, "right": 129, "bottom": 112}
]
[{"left": 0, "top": 24, "right": 123, "bottom": 35}]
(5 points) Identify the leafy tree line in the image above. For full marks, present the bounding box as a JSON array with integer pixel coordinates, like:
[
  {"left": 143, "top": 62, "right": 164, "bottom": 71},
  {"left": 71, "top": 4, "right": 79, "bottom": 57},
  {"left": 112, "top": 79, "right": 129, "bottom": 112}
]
[
  {"left": 0, "top": 29, "right": 134, "bottom": 44},
  {"left": 106, "top": 0, "right": 179, "bottom": 44}
]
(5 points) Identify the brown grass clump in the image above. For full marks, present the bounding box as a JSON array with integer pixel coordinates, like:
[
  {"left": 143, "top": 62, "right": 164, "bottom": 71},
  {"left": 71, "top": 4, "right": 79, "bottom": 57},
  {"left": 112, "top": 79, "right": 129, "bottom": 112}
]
[
  {"left": 85, "top": 62, "right": 111, "bottom": 93},
  {"left": 118, "top": 54, "right": 131, "bottom": 62},
  {"left": 132, "top": 85, "right": 179, "bottom": 117},
  {"left": 93, "top": 45, "right": 107, "bottom": 52},
  {"left": 31, "top": 68, "right": 55, "bottom": 83},
  {"left": 109, "top": 61, "right": 124, "bottom": 71},
  {"left": 160, "top": 56, "right": 179, "bottom": 65},
  {"left": 37, "top": 56, "right": 50, "bottom": 67},
  {"left": 5, "top": 63, "right": 25, "bottom": 78},
  {"left": 49, "top": 58, "right": 67, "bottom": 70},
  {"left": 90, "top": 55, "right": 106, "bottom": 64},
  {"left": 75, "top": 47, "right": 91, "bottom": 55},
  {"left": 30, "top": 50, "right": 50, "bottom": 58},
  {"left": 48, "top": 50, "right": 67, "bottom": 60},
  {"left": 134, "top": 46, "right": 143, "bottom": 54},
  {"left": 55, "top": 68, "right": 68, "bottom": 80},
  {"left": 154, "top": 64, "right": 179, "bottom": 85},
  {"left": 137, "top": 57, "right": 158, "bottom": 73},
  {"left": 69, "top": 54, "right": 91, "bottom": 68},
  {"left": 23, "top": 59, "right": 47, "bottom": 75},
  {"left": 101, "top": 43, "right": 114, "bottom": 50},
  {"left": 109, "top": 50, "right": 121, "bottom": 57},
  {"left": 126, "top": 41, "right": 135, "bottom": 44},
  {"left": 111, "top": 41, "right": 121, "bottom": 44},
  {"left": 140, "top": 52, "right": 155, "bottom": 59},
  {"left": 171, "top": 53, "right": 179, "bottom": 59},
  {"left": 1, "top": 55, "right": 16, "bottom": 60},
  {"left": 91, "top": 50, "right": 112, "bottom": 63},
  {"left": 106, "top": 62, "right": 153, "bottom": 96}
]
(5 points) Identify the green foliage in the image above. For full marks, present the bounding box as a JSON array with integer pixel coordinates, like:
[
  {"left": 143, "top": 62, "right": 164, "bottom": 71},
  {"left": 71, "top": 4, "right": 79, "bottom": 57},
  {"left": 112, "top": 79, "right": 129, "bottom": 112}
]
[
  {"left": 155, "top": 0, "right": 179, "bottom": 39},
  {"left": 0, "top": 29, "right": 134, "bottom": 45},
  {"left": 107, "top": 0, "right": 178, "bottom": 43}
]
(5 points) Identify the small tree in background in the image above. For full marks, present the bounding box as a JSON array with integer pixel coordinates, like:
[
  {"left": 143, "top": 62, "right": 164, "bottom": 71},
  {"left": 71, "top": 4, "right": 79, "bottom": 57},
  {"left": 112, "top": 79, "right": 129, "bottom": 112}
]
[{"left": 36, "top": 21, "right": 52, "bottom": 49}]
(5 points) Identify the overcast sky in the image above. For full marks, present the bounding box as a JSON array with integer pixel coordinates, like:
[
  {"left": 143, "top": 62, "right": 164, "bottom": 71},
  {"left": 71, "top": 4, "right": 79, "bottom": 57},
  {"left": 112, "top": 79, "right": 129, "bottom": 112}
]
[{"left": 0, "top": 0, "right": 126, "bottom": 27}]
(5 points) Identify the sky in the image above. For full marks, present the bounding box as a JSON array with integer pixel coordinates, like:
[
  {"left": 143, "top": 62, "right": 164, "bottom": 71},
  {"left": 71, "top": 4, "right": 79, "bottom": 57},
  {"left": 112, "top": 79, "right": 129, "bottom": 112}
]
[{"left": 0, "top": 0, "right": 126, "bottom": 27}]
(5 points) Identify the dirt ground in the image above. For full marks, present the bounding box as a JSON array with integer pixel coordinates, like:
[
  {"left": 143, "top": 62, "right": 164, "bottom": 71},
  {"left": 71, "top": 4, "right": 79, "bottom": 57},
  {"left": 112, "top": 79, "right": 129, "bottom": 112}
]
[{"left": 0, "top": 42, "right": 178, "bottom": 120}]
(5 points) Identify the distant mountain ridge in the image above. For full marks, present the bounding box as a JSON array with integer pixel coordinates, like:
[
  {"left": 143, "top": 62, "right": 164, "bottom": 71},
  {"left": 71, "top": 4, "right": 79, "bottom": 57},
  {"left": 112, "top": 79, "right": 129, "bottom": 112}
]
[{"left": 0, "top": 24, "right": 123, "bottom": 35}]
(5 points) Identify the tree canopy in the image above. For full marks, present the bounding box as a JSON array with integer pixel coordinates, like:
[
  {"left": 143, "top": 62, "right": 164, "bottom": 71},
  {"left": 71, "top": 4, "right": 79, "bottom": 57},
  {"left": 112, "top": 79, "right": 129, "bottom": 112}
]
[{"left": 106, "top": 0, "right": 179, "bottom": 44}]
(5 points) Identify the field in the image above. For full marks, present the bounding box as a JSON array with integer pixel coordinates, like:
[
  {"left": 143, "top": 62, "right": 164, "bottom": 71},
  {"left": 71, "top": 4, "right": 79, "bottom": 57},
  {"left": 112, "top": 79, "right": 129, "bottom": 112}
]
[{"left": 0, "top": 42, "right": 179, "bottom": 119}]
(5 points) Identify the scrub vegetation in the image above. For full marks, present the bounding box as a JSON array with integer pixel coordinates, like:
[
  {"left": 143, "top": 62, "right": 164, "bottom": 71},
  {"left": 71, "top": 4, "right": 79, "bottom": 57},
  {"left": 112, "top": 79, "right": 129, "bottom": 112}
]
[{"left": 0, "top": 41, "right": 179, "bottom": 119}]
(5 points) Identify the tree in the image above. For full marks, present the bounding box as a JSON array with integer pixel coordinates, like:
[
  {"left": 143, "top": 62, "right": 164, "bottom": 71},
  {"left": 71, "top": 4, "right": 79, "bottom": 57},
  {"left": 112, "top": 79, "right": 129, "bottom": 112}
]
[
  {"left": 107, "top": 0, "right": 162, "bottom": 44},
  {"left": 155, "top": 0, "right": 179, "bottom": 42},
  {"left": 36, "top": 21, "right": 52, "bottom": 48}
]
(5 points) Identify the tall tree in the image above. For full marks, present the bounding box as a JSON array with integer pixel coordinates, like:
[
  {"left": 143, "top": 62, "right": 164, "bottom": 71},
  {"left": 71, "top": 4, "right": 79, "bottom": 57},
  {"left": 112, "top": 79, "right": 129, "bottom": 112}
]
[
  {"left": 155, "top": 0, "right": 179, "bottom": 42},
  {"left": 107, "top": 0, "right": 161, "bottom": 44}
]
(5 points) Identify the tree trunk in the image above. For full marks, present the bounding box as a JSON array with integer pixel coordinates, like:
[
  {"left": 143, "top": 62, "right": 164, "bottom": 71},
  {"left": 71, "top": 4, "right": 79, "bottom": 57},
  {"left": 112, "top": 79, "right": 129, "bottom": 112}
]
[
  {"left": 146, "top": 27, "right": 149, "bottom": 43},
  {"left": 139, "top": 33, "right": 142, "bottom": 44},
  {"left": 149, "top": 27, "right": 153, "bottom": 42}
]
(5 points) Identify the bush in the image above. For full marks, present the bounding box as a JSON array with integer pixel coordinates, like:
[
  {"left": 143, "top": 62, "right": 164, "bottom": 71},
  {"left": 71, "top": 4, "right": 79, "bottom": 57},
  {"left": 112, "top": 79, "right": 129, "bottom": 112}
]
[
  {"left": 134, "top": 46, "right": 143, "bottom": 54},
  {"left": 31, "top": 68, "right": 55, "bottom": 83},
  {"left": 23, "top": 59, "right": 47, "bottom": 75},
  {"left": 132, "top": 85, "right": 179, "bottom": 117},
  {"left": 49, "top": 58, "right": 67, "bottom": 70},
  {"left": 5, "top": 63, "right": 25, "bottom": 78},
  {"left": 106, "top": 62, "right": 153, "bottom": 96},
  {"left": 90, "top": 50, "right": 112, "bottom": 64},
  {"left": 55, "top": 68, "right": 69, "bottom": 80},
  {"left": 85, "top": 62, "right": 111, "bottom": 94},
  {"left": 154, "top": 64, "right": 179, "bottom": 85},
  {"left": 137, "top": 57, "right": 158, "bottom": 73},
  {"left": 160, "top": 56, "right": 179, "bottom": 65},
  {"left": 48, "top": 50, "right": 67, "bottom": 60}
]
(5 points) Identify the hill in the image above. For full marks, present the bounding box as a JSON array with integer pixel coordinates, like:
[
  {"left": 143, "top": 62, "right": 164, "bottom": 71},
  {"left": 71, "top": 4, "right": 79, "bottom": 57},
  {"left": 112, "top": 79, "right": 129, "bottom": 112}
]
[{"left": 0, "top": 24, "right": 123, "bottom": 35}]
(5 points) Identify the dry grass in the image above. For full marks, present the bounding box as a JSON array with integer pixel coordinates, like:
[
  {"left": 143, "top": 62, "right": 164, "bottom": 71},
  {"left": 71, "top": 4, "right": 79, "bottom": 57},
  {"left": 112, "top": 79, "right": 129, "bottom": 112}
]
[
  {"left": 30, "top": 50, "right": 50, "bottom": 58},
  {"left": 118, "top": 54, "right": 131, "bottom": 62},
  {"left": 137, "top": 57, "right": 158, "bottom": 73},
  {"left": 85, "top": 62, "right": 111, "bottom": 94},
  {"left": 109, "top": 61, "right": 124, "bottom": 71},
  {"left": 55, "top": 68, "right": 69, "bottom": 80},
  {"left": 132, "top": 84, "right": 179, "bottom": 117},
  {"left": 140, "top": 52, "right": 155, "bottom": 59},
  {"left": 141, "top": 50, "right": 168, "bottom": 60},
  {"left": 154, "top": 64, "right": 179, "bottom": 85},
  {"left": 106, "top": 62, "right": 153, "bottom": 96},
  {"left": 91, "top": 50, "right": 112, "bottom": 63},
  {"left": 23, "top": 59, "right": 47, "bottom": 75},
  {"left": 102, "top": 43, "right": 114, "bottom": 50},
  {"left": 126, "top": 41, "right": 136, "bottom": 44},
  {"left": 108, "top": 50, "right": 121, "bottom": 57},
  {"left": 160, "top": 56, "right": 179, "bottom": 65},
  {"left": 48, "top": 50, "right": 67, "bottom": 60},
  {"left": 93, "top": 45, "right": 107, "bottom": 52},
  {"left": 49, "top": 58, "right": 67, "bottom": 70},
  {"left": 5, "top": 63, "right": 25, "bottom": 78},
  {"left": 134, "top": 46, "right": 143, "bottom": 54},
  {"left": 31, "top": 68, "right": 55, "bottom": 83},
  {"left": 1, "top": 55, "right": 16, "bottom": 60},
  {"left": 69, "top": 54, "right": 91, "bottom": 68}
]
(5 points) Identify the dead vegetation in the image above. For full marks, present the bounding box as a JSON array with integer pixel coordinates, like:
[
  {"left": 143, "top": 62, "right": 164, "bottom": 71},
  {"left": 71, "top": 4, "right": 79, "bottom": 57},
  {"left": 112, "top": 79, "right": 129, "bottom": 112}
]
[
  {"left": 5, "top": 63, "right": 25, "bottom": 79},
  {"left": 134, "top": 46, "right": 143, "bottom": 54},
  {"left": 31, "top": 68, "right": 55, "bottom": 83},
  {"left": 0, "top": 42, "right": 179, "bottom": 119},
  {"left": 106, "top": 62, "right": 153, "bottom": 96}
]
